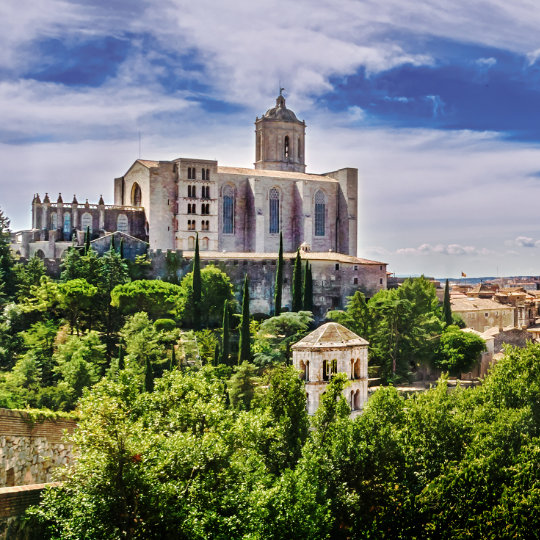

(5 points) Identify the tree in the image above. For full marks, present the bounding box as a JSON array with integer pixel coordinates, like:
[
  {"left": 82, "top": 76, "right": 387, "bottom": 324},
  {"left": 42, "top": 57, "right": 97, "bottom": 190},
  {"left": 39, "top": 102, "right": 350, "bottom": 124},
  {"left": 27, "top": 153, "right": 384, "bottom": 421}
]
[
  {"left": 253, "top": 311, "right": 313, "bottom": 367},
  {"left": 0, "top": 209, "right": 16, "bottom": 299},
  {"left": 435, "top": 325, "right": 486, "bottom": 375},
  {"left": 228, "top": 361, "right": 258, "bottom": 410},
  {"left": 220, "top": 300, "right": 231, "bottom": 365},
  {"left": 291, "top": 249, "right": 302, "bottom": 312},
  {"left": 145, "top": 356, "right": 154, "bottom": 392},
  {"left": 176, "top": 265, "right": 235, "bottom": 328},
  {"left": 442, "top": 278, "right": 453, "bottom": 327},
  {"left": 302, "top": 260, "right": 313, "bottom": 312},
  {"left": 192, "top": 233, "right": 201, "bottom": 330},
  {"left": 57, "top": 279, "right": 98, "bottom": 334},
  {"left": 238, "top": 275, "right": 251, "bottom": 364},
  {"left": 164, "top": 251, "right": 182, "bottom": 285},
  {"left": 111, "top": 280, "right": 182, "bottom": 320},
  {"left": 14, "top": 255, "right": 46, "bottom": 301},
  {"left": 326, "top": 290, "right": 370, "bottom": 339},
  {"left": 274, "top": 232, "right": 283, "bottom": 316},
  {"left": 84, "top": 226, "right": 91, "bottom": 255}
]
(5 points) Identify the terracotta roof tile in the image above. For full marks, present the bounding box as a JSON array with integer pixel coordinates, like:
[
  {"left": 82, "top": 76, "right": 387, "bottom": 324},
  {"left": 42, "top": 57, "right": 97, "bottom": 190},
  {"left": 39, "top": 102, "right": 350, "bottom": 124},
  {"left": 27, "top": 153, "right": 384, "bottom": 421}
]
[{"left": 292, "top": 322, "right": 369, "bottom": 349}]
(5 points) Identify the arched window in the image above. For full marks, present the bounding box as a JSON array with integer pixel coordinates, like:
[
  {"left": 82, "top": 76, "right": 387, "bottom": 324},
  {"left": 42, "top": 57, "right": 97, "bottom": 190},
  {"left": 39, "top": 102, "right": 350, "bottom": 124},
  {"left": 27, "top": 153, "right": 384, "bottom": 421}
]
[
  {"left": 35, "top": 249, "right": 45, "bottom": 259},
  {"left": 117, "top": 214, "right": 129, "bottom": 233},
  {"left": 188, "top": 236, "right": 195, "bottom": 249},
  {"left": 81, "top": 212, "right": 93, "bottom": 233},
  {"left": 201, "top": 237, "right": 209, "bottom": 250},
  {"left": 269, "top": 188, "right": 280, "bottom": 234},
  {"left": 284, "top": 135, "right": 290, "bottom": 158},
  {"left": 50, "top": 213, "right": 57, "bottom": 230},
  {"left": 314, "top": 190, "right": 326, "bottom": 236},
  {"left": 63, "top": 213, "right": 71, "bottom": 238},
  {"left": 223, "top": 185, "right": 234, "bottom": 234},
  {"left": 131, "top": 183, "right": 142, "bottom": 206}
]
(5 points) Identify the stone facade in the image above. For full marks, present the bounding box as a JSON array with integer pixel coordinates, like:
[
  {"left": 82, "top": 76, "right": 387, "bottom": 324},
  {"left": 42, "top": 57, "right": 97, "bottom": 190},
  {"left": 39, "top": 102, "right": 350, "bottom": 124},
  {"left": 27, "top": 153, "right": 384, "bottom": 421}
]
[{"left": 292, "top": 322, "right": 369, "bottom": 417}]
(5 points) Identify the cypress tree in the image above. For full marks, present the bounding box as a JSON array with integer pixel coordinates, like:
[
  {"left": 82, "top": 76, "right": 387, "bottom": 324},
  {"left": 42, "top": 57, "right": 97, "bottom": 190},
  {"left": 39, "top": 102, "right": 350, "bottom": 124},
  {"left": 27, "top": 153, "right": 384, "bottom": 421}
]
[
  {"left": 118, "top": 343, "right": 124, "bottom": 371},
  {"left": 192, "top": 233, "right": 202, "bottom": 330},
  {"left": 274, "top": 232, "right": 284, "bottom": 316},
  {"left": 238, "top": 275, "right": 251, "bottom": 364},
  {"left": 109, "top": 234, "right": 115, "bottom": 252},
  {"left": 145, "top": 357, "right": 154, "bottom": 392},
  {"left": 291, "top": 249, "right": 303, "bottom": 312},
  {"left": 119, "top": 237, "right": 124, "bottom": 259},
  {"left": 303, "top": 261, "right": 313, "bottom": 312},
  {"left": 443, "top": 278, "right": 453, "bottom": 326},
  {"left": 221, "top": 300, "right": 230, "bottom": 366},
  {"left": 214, "top": 342, "right": 221, "bottom": 367},
  {"left": 84, "top": 226, "right": 91, "bottom": 255}
]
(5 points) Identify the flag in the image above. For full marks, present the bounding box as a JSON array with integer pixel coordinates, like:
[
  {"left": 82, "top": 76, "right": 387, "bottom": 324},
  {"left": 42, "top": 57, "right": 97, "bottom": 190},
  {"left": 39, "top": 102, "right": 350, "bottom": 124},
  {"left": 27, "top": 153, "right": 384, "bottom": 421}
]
[{"left": 461, "top": 272, "right": 467, "bottom": 277}]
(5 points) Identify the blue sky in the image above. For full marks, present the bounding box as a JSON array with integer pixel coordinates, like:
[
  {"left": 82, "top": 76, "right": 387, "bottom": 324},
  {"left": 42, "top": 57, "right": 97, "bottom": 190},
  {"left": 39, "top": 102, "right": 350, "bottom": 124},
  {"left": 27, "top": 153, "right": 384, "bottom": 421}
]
[{"left": 2, "top": 0, "right": 540, "bottom": 277}]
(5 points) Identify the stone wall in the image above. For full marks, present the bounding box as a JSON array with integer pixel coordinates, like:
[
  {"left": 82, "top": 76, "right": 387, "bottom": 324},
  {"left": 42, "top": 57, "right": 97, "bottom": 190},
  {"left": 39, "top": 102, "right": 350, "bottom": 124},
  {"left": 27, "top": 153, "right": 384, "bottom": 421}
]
[{"left": 0, "top": 409, "right": 76, "bottom": 488}]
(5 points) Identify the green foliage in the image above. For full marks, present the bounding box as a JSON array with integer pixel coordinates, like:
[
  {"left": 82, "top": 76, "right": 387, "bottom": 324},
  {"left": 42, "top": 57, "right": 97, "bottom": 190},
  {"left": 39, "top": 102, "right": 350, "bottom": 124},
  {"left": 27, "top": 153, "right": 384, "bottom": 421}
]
[
  {"left": 111, "top": 280, "right": 182, "bottom": 320},
  {"left": 153, "top": 319, "right": 176, "bottom": 332},
  {"left": 194, "top": 329, "right": 218, "bottom": 365},
  {"left": 291, "top": 249, "right": 302, "bottom": 312},
  {"left": 177, "top": 265, "right": 235, "bottom": 328},
  {"left": 14, "top": 256, "right": 46, "bottom": 301},
  {"left": 435, "top": 325, "right": 486, "bottom": 374},
  {"left": 58, "top": 279, "right": 98, "bottom": 334},
  {"left": 238, "top": 274, "right": 251, "bottom": 364},
  {"left": 228, "top": 361, "right": 258, "bottom": 410},
  {"left": 302, "top": 260, "right": 313, "bottom": 312},
  {"left": 253, "top": 311, "right": 313, "bottom": 367},
  {"left": 164, "top": 250, "right": 182, "bottom": 284},
  {"left": 0, "top": 208, "right": 16, "bottom": 299},
  {"left": 220, "top": 300, "right": 231, "bottom": 365},
  {"left": 442, "top": 278, "right": 453, "bottom": 326},
  {"left": 274, "top": 232, "right": 283, "bottom": 316}
]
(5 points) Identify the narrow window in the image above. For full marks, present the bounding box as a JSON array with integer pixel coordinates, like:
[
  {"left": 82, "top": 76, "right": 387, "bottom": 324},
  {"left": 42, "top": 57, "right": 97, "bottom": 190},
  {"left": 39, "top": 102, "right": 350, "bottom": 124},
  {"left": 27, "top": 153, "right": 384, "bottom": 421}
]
[
  {"left": 297, "top": 137, "right": 301, "bottom": 159},
  {"left": 50, "top": 213, "right": 58, "bottom": 230},
  {"left": 335, "top": 263, "right": 339, "bottom": 271},
  {"left": 353, "top": 277, "right": 358, "bottom": 285},
  {"left": 284, "top": 136, "right": 290, "bottom": 158},
  {"left": 269, "top": 188, "right": 279, "bottom": 234},
  {"left": 223, "top": 185, "right": 234, "bottom": 234},
  {"left": 81, "top": 212, "right": 93, "bottom": 233},
  {"left": 63, "top": 212, "right": 71, "bottom": 239},
  {"left": 202, "top": 237, "right": 209, "bottom": 250},
  {"left": 188, "top": 236, "right": 195, "bottom": 249},
  {"left": 131, "top": 183, "right": 142, "bottom": 206},
  {"left": 314, "top": 190, "right": 326, "bottom": 236},
  {"left": 206, "top": 169, "right": 210, "bottom": 181}
]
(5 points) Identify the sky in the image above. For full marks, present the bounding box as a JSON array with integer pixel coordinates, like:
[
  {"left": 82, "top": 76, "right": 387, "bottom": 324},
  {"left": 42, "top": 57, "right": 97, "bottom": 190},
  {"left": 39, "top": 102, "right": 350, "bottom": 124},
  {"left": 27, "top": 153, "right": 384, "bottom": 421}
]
[{"left": 2, "top": 0, "right": 540, "bottom": 278}]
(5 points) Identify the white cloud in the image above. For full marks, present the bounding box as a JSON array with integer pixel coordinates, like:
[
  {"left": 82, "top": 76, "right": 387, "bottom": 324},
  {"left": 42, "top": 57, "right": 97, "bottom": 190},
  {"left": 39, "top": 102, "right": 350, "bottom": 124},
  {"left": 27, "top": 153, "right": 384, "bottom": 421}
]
[
  {"left": 476, "top": 57, "right": 497, "bottom": 67},
  {"left": 395, "top": 243, "right": 490, "bottom": 256}
]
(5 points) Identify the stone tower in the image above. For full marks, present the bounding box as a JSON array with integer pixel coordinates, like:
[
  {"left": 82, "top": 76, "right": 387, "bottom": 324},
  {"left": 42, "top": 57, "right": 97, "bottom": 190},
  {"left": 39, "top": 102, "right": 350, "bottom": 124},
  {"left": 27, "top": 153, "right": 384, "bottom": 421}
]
[
  {"left": 254, "top": 92, "right": 306, "bottom": 173},
  {"left": 292, "top": 322, "right": 369, "bottom": 417}
]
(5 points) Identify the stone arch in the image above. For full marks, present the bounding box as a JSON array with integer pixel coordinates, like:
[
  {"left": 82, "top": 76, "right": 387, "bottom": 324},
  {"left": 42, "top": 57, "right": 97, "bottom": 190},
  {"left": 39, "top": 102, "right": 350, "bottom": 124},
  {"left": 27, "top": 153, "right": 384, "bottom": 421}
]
[
  {"left": 81, "top": 212, "right": 93, "bottom": 233},
  {"left": 354, "top": 358, "right": 361, "bottom": 379},
  {"left": 117, "top": 214, "right": 129, "bottom": 234},
  {"left": 201, "top": 236, "right": 209, "bottom": 250},
  {"left": 353, "top": 389, "right": 362, "bottom": 411},
  {"left": 131, "top": 182, "right": 142, "bottom": 207},
  {"left": 284, "top": 135, "right": 290, "bottom": 158},
  {"left": 35, "top": 249, "right": 45, "bottom": 259},
  {"left": 188, "top": 236, "right": 195, "bottom": 250}
]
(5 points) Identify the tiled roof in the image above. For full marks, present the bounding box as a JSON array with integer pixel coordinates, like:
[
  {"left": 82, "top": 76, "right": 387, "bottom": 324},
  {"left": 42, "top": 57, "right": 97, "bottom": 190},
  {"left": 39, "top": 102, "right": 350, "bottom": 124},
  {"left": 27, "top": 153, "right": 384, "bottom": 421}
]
[
  {"left": 451, "top": 296, "right": 513, "bottom": 312},
  {"left": 292, "top": 322, "right": 369, "bottom": 350},
  {"left": 217, "top": 166, "right": 338, "bottom": 182},
  {"left": 181, "top": 250, "right": 386, "bottom": 265}
]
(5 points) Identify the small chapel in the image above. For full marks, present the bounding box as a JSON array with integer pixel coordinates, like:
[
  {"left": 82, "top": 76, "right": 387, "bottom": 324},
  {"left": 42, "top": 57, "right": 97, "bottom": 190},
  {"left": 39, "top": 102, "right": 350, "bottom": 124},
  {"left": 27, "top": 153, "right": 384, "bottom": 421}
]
[{"left": 13, "top": 93, "right": 387, "bottom": 319}]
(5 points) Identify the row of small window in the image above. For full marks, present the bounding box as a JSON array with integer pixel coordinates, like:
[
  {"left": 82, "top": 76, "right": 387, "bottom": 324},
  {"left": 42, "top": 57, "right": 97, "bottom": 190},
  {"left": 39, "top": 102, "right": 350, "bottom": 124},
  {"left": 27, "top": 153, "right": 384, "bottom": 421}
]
[
  {"left": 187, "top": 220, "right": 210, "bottom": 231},
  {"left": 187, "top": 185, "right": 210, "bottom": 198},
  {"left": 48, "top": 212, "right": 129, "bottom": 234},
  {"left": 187, "top": 167, "right": 211, "bottom": 180},
  {"left": 187, "top": 203, "right": 211, "bottom": 215},
  {"left": 187, "top": 236, "right": 209, "bottom": 250}
]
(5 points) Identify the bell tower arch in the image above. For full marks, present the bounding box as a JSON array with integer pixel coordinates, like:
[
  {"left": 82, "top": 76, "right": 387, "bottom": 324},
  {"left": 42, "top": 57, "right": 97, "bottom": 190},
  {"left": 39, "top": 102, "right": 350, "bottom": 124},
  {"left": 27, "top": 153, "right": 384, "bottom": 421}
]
[{"left": 254, "top": 92, "right": 306, "bottom": 173}]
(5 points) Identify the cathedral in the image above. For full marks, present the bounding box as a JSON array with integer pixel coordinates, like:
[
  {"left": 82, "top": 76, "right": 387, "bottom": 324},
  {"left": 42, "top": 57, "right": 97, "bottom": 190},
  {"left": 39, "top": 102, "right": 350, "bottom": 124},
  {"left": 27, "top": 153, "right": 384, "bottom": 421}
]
[{"left": 13, "top": 94, "right": 387, "bottom": 318}]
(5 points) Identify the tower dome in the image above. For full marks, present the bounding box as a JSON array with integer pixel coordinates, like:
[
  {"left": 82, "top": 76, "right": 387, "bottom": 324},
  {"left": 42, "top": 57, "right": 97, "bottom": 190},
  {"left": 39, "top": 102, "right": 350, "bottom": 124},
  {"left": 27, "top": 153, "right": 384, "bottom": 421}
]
[{"left": 254, "top": 92, "right": 306, "bottom": 173}]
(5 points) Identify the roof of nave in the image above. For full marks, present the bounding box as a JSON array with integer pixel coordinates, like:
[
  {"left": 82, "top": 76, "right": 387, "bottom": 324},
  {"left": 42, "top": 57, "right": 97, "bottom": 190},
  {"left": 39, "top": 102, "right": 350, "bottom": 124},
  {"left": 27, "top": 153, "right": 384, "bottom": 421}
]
[
  {"left": 217, "top": 166, "right": 338, "bottom": 182},
  {"left": 292, "top": 322, "right": 369, "bottom": 350},
  {"left": 136, "top": 159, "right": 160, "bottom": 168},
  {"left": 181, "top": 250, "right": 386, "bottom": 266}
]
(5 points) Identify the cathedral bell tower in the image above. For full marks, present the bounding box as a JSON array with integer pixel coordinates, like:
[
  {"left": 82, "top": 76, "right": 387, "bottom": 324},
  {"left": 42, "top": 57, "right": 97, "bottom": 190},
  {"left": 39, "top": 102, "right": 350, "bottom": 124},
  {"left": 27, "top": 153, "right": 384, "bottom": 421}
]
[{"left": 254, "top": 92, "right": 306, "bottom": 173}]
